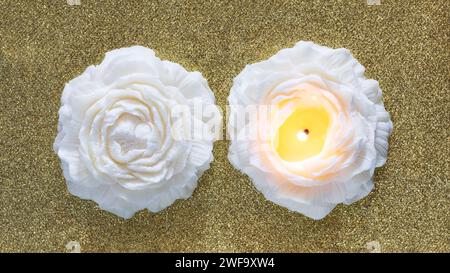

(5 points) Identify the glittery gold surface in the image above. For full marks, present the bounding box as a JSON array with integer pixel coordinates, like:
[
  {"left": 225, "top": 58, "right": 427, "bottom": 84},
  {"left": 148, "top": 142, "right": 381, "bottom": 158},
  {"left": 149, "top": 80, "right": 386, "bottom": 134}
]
[{"left": 0, "top": 0, "right": 448, "bottom": 252}]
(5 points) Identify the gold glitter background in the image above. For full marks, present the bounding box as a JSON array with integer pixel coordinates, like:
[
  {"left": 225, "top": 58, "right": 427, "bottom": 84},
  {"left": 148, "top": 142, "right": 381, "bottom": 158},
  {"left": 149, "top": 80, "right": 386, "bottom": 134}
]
[{"left": 0, "top": 0, "right": 448, "bottom": 253}]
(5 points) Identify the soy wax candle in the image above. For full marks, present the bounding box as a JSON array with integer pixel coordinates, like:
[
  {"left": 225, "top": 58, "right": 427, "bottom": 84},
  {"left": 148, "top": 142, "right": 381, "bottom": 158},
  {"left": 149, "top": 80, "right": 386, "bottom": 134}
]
[{"left": 228, "top": 41, "right": 393, "bottom": 220}]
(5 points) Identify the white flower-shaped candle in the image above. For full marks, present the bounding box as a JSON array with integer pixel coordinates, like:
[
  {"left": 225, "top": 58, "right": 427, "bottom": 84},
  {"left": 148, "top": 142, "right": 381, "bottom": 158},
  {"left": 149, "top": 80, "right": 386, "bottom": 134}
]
[
  {"left": 54, "top": 46, "right": 221, "bottom": 219},
  {"left": 228, "top": 41, "right": 393, "bottom": 220}
]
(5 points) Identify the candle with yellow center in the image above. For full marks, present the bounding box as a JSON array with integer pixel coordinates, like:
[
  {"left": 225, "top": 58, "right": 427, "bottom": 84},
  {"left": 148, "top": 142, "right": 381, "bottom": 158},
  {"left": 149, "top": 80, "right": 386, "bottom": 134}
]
[{"left": 228, "top": 41, "right": 393, "bottom": 220}]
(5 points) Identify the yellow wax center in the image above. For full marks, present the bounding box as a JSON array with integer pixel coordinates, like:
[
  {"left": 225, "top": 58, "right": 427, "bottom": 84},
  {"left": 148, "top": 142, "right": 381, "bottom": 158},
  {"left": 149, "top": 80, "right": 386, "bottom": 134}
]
[{"left": 274, "top": 105, "right": 330, "bottom": 162}]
